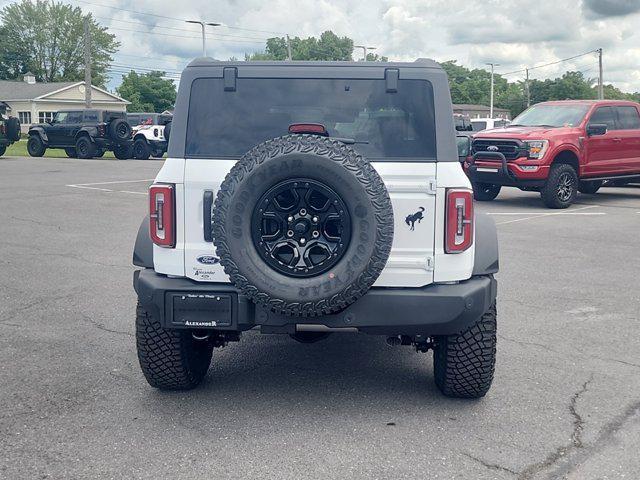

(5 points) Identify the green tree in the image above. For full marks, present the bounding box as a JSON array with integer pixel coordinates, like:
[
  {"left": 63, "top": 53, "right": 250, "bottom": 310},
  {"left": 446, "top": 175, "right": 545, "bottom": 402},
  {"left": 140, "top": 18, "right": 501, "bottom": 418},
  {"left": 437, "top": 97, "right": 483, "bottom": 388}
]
[
  {"left": 0, "top": 0, "right": 119, "bottom": 87},
  {"left": 247, "top": 31, "right": 386, "bottom": 62},
  {"left": 116, "top": 71, "right": 176, "bottom": 113}
]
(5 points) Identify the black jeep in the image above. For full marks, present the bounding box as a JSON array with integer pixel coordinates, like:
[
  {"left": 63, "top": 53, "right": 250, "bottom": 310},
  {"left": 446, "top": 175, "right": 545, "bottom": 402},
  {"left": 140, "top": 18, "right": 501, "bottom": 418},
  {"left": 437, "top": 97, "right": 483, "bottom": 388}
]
[
  {"left": 27, "top": 109, "right": 133, "bottom": 159},
  {"left": 0, "top": 104, "right": 21, "bottom": 157}
]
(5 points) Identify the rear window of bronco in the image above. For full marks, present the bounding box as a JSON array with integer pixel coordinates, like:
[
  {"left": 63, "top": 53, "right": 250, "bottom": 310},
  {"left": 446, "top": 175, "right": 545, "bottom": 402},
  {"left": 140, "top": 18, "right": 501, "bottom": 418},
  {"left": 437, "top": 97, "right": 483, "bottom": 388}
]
[{"left": 186, "top": 78, "right": 437, "bottom": 160}]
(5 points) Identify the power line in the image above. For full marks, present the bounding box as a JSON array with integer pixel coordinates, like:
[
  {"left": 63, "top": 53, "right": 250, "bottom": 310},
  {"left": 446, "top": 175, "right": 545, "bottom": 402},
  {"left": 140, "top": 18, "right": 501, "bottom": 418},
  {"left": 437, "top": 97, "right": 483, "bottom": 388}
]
[
  {"left": 500, "top": 49, "right": 598, "bottom": 76},
  {"left": 70, "top": 0, "right": 286, "bottom": 35},
  {"left": 106, "top": 25, "right": 265, "bottom": 44}
]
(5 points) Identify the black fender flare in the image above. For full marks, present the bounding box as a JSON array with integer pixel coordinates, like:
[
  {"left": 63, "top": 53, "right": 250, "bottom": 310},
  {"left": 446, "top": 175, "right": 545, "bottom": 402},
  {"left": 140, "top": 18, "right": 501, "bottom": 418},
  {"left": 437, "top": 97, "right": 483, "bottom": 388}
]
[
  {"left": 28, "top": 126, "right": 48, "bottom": 144},
  {"left": 133, "top": 216, "right": 154, "bottom": 268},
  {"left": 472, "top": 213, "right": 499, "bottom": 276},
  {"left": 76, "top": 127, "right": 97, "bottom": 141}
]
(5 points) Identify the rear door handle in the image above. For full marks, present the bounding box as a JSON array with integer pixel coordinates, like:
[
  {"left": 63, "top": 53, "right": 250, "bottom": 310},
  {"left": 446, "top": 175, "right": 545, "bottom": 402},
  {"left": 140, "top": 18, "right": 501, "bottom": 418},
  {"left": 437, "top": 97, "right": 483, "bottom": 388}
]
[{"left": 203, "top": 190, "right": 214, "bottom": 242}]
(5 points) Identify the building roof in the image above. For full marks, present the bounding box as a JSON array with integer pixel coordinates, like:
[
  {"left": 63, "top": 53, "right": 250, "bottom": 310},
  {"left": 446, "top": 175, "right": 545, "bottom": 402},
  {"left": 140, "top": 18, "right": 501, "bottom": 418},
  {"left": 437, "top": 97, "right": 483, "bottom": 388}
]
[
  {"left": 453, "top": 103, "right": 510, "bottom": 112},
  {"left": 0, "top": 80, "right": 78, "bottom": 101}
]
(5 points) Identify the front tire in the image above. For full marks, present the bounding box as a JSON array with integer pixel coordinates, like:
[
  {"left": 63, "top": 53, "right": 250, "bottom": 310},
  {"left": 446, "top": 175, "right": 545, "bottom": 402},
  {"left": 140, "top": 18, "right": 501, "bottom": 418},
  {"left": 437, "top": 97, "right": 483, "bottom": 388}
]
[
  {"left": 433, "top": 302, "right": 497, "bottom": 398},
  {"left": 472, "top": 182, "right": 501, "bottom": 201},
  {"left": 541, "top": 164, "right": 578, "bottom": 209},
  {"left": 27, "top": 135, "right": 46, "bottom": 157},
  {"left": 136, "top": 303, "right": 213, "bottom": 390},
  {"left": 64, "top": 147, "right": 77, "bottom": 158},
  {"left": 133, "top": 138, "right": 150, "bottom": 159},
  {"left": 578, "top": 180, "right": 602, "bottom": 194}
]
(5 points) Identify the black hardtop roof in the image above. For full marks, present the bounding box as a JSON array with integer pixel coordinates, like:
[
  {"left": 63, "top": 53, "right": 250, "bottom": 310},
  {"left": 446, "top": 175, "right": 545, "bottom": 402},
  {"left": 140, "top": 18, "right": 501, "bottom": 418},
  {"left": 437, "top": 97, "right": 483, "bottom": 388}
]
[{"left": 186, "top": 57, "right": 442, "bottom": 70}]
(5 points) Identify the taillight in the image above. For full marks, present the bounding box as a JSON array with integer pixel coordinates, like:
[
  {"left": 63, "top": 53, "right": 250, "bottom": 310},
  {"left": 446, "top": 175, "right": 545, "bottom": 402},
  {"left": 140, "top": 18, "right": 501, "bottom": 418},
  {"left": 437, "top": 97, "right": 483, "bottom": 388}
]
[
  {"left": 149, "top": 184, "right": 175, "bottom": 248},
  {"left": 445, "top": 189, "right": 473, "bottom": 253}
]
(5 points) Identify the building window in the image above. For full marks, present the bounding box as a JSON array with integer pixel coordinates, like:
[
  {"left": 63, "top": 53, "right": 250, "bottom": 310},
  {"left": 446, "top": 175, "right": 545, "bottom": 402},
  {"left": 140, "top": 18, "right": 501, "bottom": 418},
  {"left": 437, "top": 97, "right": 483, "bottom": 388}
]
[
  {"left": 38, "top": 111, "right": 55, "bottom": 123},
  {"left": 18, "top": 111, "right": 31, "bottom": 124}
]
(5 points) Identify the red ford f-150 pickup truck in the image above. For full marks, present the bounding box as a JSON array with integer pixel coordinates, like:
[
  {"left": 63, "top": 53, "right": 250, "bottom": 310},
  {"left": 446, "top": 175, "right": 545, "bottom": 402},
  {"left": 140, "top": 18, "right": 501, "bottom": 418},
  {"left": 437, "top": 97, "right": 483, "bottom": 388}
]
[{"left": 466, "top": 100, "right": 640, "bottom": 208}]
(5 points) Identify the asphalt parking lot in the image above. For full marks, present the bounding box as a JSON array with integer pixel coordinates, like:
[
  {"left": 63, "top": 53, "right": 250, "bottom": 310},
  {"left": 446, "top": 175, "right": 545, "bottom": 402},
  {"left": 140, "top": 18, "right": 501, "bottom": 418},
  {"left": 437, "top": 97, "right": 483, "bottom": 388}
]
[{"left": 1, "top": 155, "right": 639, "bottom": 480}]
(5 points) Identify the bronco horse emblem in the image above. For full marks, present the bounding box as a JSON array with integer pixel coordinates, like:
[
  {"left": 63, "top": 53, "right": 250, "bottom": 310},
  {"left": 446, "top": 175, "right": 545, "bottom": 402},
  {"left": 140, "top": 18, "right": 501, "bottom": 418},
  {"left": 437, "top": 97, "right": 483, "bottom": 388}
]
[{"left": 405, "top": 207, "right": 425, "bottom": 231}]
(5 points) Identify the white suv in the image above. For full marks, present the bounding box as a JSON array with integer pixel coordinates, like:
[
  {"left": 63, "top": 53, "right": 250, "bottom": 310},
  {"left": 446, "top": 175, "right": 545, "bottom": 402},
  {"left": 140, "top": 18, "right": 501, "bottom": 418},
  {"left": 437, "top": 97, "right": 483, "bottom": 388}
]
[
  {"left": 127, "top": 113, "right": 172, "bottom": 159},
  {"left": 133, "top": 59, "right": 499, "bottom": 398},
  {"left": 471, "top": 117, "right": 511, "bottom": 131}
]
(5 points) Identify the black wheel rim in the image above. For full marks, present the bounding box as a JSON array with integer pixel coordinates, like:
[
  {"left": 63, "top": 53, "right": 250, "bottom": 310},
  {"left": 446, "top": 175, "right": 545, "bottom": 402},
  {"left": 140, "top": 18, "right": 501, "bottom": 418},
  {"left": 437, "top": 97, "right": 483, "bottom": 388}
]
[
  {"left": 116, "top": 123, "right": 128, "bottom": 138},
  {"left": 251, "top": 178, "right": 351, "bottom": 278},
  {"left": 134, "top": 143, "right": 143, "bottom": 157},
  {"left": 557, "top": 172, "right": 574, "bottom": 201}
]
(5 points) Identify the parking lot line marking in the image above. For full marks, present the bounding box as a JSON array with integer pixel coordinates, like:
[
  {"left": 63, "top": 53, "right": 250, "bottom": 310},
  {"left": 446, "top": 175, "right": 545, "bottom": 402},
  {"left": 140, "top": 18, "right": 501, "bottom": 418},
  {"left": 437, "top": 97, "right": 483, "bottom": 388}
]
[
  {"left": 66, "top": 179, "right": 155, "bottom": 187},
  {"left": 495, "top": 205, "right": 601, "bottom": 225}
]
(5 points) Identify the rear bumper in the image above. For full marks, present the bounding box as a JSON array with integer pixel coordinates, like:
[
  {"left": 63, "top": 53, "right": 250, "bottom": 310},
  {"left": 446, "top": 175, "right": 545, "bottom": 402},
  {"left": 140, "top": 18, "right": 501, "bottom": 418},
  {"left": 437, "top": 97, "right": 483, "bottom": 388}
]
[{"left": 133, "top": 269, "right": 497, "bottom": 336}]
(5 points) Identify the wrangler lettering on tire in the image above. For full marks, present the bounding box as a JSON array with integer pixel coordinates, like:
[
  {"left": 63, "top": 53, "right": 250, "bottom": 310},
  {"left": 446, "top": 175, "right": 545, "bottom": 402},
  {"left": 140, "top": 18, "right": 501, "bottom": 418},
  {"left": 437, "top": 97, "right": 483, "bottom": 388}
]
[{"left": 212, "top": 134, "right": 394, "bottom": 317}]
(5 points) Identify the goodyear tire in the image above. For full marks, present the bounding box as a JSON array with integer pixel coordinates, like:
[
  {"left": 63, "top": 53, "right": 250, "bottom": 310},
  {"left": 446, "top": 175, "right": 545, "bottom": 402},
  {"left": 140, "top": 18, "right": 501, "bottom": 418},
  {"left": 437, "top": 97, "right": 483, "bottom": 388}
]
[
  {"left": 136, "top": 302, "right": 213, "bottom": 390},
  {"left": 212, "top": 135, "right": 394, "bottom": 317},
  {"left": 6, "top": 117, "right": 21, "bottom": 142},
  {"left": 433, "top": 301, "right": 497, "bottom": 398},
  {"left": 27, "top": 134, "right": 46, "bottom": 157}
]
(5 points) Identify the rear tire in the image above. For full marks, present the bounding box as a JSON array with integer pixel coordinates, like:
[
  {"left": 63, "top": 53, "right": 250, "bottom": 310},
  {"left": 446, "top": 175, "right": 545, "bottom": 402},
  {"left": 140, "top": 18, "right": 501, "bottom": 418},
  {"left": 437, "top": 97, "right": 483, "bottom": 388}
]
[
  {"left": 0, "top": 145, "right": 6, "bottom": 157},
  {"left": 64, "top": 148, "right": 77, "bottom": 158},
  {"left": 136, "top": 302, "right": 213, "bottom": 390},
  {"left": 472, "top": 182, "right": 501, "bottom": 201},
  {"left": 541, "top": 164, "right": 578, "bottom": 209},
  {"left": 27, "top": 135, "right": 46, "bottom": 157},
  {"left": 113, "top": 144, "right": 132, "bottom": 160},
  {"left": 433, "top": 301, "right": 497, "bottom": 399},
  {"left": 75, "top": 136, "right": 95, "bottom": 159},
  {"left": 93, "top": 148, "right": 105, "bottom": 158},
  {"left": 578, "top": 180, "right": 602, "bottom": 194},
  {"left": 133, "top": 138, "right": 151, "bottom": 159}
]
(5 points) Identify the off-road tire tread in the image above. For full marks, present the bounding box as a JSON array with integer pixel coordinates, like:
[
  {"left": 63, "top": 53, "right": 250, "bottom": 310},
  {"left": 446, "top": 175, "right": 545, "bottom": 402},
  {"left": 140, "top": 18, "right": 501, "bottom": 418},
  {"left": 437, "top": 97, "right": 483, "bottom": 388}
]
[
  {"left": 133, "top": 138, "right": 151, "bottom": 160},
  {"left": 136, "top": 302, "right": 213, "bottom": 390},
  {"left": 541, "top": 164, "right": 577, "bottom": 209},
  {"left": 27, "top": 135, "right": 46, "bottom": 157},
  {"left": 433, "top": 301, "right": 497, "bottom": 398},
  {"left": 212, "top": 134, "right": 394, "bottom": 317}
]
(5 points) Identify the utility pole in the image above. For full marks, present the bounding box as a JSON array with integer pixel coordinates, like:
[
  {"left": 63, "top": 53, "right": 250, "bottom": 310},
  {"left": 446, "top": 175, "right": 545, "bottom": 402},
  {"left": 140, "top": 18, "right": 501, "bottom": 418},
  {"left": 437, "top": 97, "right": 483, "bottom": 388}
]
[
  {"left": 186, "top": 20, "right": 223, "bottom": 57},
  {"left": 486, "top": 63, "right": 499, "bottom": 118},
  {"left": 354, "top": 45, "right": 376, "bottom": 61},
  {"left": 83, "top": 16, "right": 91, "bottom": 108},
  {"left": 286, "top": 35, "right": 292, "bottom": 61},
  {"left": 597, "top": 48, "right": 604, "bottom": 100},
  {"left": 525, "top": 67, "right": 531, "bottom": 108}
]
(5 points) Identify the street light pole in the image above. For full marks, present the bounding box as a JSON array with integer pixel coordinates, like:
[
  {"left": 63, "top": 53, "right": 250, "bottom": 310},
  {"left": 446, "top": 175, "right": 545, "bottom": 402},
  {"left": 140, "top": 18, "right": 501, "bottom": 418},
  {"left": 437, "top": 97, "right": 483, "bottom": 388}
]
[
  {"left": 354, "top": 45, "right": 376, "bottom": 61},
  {"left": 186, "top": 20, "right": 223, "bottom": 57},
  {"left": 486, "top": 63, "right": 500, "bottom": 118}
]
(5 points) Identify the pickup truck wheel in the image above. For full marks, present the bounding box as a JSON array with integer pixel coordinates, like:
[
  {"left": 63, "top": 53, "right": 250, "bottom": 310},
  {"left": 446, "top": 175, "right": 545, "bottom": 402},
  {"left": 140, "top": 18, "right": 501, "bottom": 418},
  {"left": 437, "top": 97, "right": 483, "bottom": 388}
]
[
  {"left": 136, "top": 302, "right": 213, "bottom": 390},
  {"left": 27, "top": 135, "right": 46, "bottom": 157},
  {"left": 133, "top": 138, "right": 151, "bottom": 159},
  {"left": 578, "top": 180, "right": 603, "bottom": 194},
  {"left": 433, "top": 301, "right": 496, "bottom": 399},
  {"left": 113, "top": 144, "right": 132, "bottom": 160},
  {"left": 472, "top": 182, "right": 501, "bottom": 201},
  {"left": 64, "top": 148, "right": 77, "bottom": 158},
  {"left": 0, "top": 145, "right": 6, "bottom": 157},
  {"left": 213, "top": 134, "right": 394, "bottom": 317},
  {"left": 75, "top": 136, "right": 95, "bottom": 159},
  {"left": 541, "top": 164, "right": 578, "bottom": 209}
]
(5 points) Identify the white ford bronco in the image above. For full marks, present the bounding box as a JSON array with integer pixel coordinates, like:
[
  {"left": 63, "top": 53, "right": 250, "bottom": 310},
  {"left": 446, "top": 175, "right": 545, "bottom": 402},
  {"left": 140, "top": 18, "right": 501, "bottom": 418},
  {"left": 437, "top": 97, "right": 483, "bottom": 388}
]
[
  {"left": 127, "top": 113, "right": 173, "bottom": 160},
  {"left": 133, "top": 59, "right": 499, "bottom": 398}
]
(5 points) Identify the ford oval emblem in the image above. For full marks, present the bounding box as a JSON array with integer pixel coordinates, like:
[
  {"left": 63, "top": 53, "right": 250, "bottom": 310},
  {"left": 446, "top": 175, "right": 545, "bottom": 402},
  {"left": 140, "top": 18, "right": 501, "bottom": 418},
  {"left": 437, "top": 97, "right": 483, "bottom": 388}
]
[{"left": 197, "top": 255, "right": 220, "bottom": 265}]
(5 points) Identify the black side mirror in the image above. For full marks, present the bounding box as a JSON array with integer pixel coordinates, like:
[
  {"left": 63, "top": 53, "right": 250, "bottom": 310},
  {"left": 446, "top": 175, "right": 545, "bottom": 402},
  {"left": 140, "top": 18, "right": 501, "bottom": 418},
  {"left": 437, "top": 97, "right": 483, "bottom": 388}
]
[{"left": 587, "top": 123, "right": 607, "bottom": 136}]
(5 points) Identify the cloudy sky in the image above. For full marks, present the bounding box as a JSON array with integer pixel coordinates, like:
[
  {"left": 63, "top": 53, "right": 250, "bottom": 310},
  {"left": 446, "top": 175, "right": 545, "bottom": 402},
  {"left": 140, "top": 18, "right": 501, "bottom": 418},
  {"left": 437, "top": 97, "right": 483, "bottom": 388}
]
[{"left": 5, "top": 0, "right": 640, "bottom": 92}]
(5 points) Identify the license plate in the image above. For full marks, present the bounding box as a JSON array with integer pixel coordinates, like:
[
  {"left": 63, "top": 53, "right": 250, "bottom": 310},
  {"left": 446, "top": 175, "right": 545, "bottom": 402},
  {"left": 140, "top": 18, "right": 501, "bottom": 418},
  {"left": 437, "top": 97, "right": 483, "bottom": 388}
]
[{"left": 477, "top": 167, "right": 498, "bottom": 173}]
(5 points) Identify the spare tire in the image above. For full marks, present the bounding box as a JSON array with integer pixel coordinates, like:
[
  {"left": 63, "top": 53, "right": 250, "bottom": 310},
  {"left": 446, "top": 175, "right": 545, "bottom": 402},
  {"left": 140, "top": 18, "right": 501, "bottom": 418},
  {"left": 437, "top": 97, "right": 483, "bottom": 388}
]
[
  {"left": 6, "top": 117, "right": 21, "bottom": 142},
  {"left": 213, "top": 135, "right": 394, "bottom": 317},
  {"left": 109, "top": 118, "right": 132, "bottom": 142}
]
